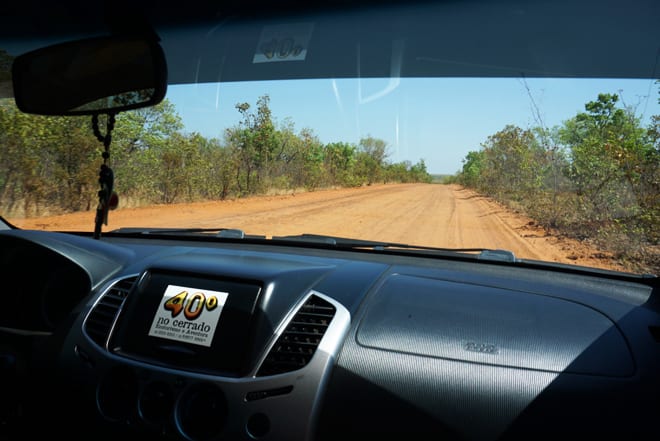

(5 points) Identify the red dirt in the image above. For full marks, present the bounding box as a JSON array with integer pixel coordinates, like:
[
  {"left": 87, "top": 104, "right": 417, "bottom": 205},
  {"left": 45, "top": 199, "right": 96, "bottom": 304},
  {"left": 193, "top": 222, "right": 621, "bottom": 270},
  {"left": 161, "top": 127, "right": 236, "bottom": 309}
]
[{"left": 9, "top": 183, "right": 629, "bottom": 273}]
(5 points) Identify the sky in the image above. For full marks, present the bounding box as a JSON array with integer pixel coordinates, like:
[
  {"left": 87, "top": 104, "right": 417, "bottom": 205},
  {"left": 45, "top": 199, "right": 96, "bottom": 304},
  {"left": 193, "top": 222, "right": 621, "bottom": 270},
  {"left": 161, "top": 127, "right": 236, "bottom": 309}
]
[{"left": 165, "top": 77, "right": 659, "bottom": 175}]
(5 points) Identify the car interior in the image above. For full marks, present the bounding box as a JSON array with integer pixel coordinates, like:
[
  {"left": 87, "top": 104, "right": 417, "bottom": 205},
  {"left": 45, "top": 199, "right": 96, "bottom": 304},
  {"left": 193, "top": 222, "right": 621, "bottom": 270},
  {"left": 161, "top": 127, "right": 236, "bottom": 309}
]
[{"left": 0, "top": 1, "right": 659, "bottom": 440}]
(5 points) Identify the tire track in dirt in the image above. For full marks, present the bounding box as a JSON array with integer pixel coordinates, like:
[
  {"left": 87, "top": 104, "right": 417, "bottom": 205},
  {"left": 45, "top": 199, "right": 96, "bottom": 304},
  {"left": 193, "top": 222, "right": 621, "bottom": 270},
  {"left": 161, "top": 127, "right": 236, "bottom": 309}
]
[
  {"left": 451, "top": 187, "right": 549, "bottom": 259},
  {"left": 9, "top": 183, "right": 627, "bottom": 272}
]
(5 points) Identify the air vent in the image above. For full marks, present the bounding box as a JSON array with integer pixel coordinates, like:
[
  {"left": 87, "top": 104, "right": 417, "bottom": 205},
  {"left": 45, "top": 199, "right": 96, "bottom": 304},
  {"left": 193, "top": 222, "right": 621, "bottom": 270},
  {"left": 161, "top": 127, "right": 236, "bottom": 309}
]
[
  {"left": 84, "top": 276, "right": 137, "bottom": 348},
  {"left": 257, "top": 295, "right": 336, "bottom": 376}
]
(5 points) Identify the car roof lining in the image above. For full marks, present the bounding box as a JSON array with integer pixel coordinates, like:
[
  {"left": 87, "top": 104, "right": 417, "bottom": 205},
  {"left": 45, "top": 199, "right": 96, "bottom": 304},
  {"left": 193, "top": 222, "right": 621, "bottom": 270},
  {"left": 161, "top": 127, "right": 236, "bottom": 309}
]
[{"left": 0, "top": 0, "right": 658, "bottom": 90}]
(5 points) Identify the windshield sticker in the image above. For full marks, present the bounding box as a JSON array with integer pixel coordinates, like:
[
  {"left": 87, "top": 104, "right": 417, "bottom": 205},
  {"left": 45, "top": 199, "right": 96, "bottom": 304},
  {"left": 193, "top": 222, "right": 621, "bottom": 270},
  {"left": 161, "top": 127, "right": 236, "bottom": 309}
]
[
  {"left": 253, "top": 23, "right": 314, "bottom": 63},
  {"left": 148, "top": 284, "right": 228, "bottom": 347}
]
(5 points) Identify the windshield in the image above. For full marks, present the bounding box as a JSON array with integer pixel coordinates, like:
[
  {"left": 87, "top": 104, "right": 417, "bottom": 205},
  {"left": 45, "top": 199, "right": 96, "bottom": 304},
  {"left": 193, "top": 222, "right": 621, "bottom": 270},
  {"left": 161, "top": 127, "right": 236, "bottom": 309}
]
[
  {"left": 0, "top": 2, "right": 659, "bottom": 277},
  {"left": 3, "top": 76, "right": 658, "bottom": 275}
]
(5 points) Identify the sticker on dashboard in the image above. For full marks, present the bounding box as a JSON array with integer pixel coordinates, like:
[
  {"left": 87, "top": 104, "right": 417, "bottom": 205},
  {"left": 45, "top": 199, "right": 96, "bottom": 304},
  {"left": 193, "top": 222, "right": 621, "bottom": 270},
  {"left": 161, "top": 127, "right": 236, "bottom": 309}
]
[{"left": 148, "top": 284, "right": 228, "bottom": 347}]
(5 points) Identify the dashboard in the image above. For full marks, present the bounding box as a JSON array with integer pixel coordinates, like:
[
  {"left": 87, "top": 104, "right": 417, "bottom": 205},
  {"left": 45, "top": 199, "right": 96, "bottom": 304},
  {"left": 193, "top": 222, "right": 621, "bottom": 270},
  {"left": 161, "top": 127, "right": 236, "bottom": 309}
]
[{"left": 1, "top": 228, "right": 659, "bottom": 441}]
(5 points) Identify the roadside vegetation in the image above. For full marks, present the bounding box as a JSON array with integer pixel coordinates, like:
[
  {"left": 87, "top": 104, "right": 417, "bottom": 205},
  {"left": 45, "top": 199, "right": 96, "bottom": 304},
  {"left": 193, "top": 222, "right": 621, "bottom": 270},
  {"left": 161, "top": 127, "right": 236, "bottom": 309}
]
[
  {"left": 0, "top": 94, "right": 431, "bottom": 217},
  {"left": 453, "top": 85, "right": 659, "bottom": 275},
  {"left": 2, "top": 83, "right": 657, "bottom": 274}
]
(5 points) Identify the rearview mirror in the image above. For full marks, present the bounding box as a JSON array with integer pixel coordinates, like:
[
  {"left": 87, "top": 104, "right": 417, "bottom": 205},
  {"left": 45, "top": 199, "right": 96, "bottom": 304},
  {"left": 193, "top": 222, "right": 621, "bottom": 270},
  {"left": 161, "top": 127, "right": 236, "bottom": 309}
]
[{"left": 11, "top": 35, "right": 167, "bottom": 115}]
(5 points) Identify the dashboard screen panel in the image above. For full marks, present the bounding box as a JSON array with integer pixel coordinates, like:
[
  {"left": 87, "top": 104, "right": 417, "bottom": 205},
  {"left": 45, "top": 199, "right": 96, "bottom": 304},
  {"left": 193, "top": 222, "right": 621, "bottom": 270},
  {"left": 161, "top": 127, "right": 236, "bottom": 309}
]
[
  {"left": 147, "top": 284, "right": 229, "bottom": 347},
  {"left": 112, "top": 270, "right": 262, "bottom": 376}
]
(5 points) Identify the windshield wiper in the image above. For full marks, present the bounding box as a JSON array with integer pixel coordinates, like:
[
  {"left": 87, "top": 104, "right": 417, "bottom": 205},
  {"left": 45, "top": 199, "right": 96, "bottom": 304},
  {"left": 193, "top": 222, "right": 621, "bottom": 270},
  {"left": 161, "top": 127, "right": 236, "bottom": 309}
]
[
  {"left": 270, "top": 233, "right": 515, "bottom": 261},
  {"left": 108, "top": 228, "right": 511, "bottom": 261},
  {"left": 110, "top": 227, "right": 252, "bottom": 239}
]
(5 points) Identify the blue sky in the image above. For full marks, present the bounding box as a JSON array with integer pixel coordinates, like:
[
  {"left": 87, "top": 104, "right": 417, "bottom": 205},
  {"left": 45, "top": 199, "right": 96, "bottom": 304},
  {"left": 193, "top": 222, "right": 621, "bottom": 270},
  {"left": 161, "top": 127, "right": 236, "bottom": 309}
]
[{"left": 166, "top": 77, "right": 659, "bottom": 175}]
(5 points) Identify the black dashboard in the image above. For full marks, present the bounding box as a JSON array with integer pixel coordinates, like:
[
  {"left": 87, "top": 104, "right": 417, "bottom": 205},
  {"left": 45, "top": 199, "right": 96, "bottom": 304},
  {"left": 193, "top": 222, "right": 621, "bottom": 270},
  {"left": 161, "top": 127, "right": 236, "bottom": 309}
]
[{"left": 1, "top": 228, "right": 659, "bottom": 441}]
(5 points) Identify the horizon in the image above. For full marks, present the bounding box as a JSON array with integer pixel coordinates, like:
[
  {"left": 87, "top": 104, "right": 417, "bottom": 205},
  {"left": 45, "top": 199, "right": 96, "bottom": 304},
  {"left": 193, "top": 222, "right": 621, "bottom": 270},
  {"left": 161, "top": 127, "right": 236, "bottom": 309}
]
[{"left": 166, "top": 77, "right": 659, "bottom": 175}]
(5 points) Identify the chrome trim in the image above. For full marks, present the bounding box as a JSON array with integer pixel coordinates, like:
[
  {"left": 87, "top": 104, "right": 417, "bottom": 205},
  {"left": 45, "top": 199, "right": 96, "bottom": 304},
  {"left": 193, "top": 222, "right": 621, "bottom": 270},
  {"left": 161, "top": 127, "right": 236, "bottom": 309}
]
[{"left": 81, "top": 274, "right": 139, "bottom": 350}]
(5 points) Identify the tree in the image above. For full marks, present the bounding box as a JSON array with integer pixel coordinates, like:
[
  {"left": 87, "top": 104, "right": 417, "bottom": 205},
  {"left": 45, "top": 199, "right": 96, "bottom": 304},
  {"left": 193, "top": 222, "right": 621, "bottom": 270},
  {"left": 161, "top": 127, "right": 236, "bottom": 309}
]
[
  {"left": 356, "top": 136, "right": 389, "bottom": 185},
  {"left": 409, "top": 159, "right": 432, "bottom": 183},
  {"left": 226, "top": 95, "right": 279, "bottom": 195},
  {"left": 0, "top": 102, "right": 50, "bottom": 215},
  {"left": 324, "top": 142, "right": 357, "bottom": 186},
  {"left": 0, "top": 102, "right": 99, "bottom": 214},
  {"left": 478, "top": 125, "right": 542, "bottom": 199},
  {"left": 200, "top": 138, "right": 237, "bottom": 200},
  {"left": 459, "top": 150, "right": 485, "bottom": 188},
  {"left": 111, "top": 99, "right": 185, "bottom": 203},
  {"left": 552, "top": 91, "right": 658, "bottom": 259},
  {"left": 560, "top": 93, "right": 653, "bottom": 226}
]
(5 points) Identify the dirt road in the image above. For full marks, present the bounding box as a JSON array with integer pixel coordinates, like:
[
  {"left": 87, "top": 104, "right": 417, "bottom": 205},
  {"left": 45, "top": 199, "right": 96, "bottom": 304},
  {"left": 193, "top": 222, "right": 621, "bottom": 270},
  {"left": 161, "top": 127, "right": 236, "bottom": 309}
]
[{"left": 9, "top": 183, "right": 627, "bottom": 272}]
